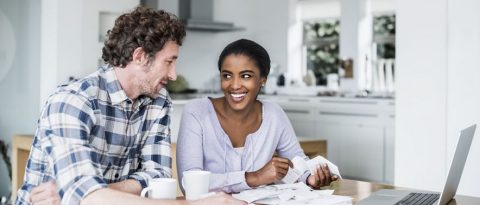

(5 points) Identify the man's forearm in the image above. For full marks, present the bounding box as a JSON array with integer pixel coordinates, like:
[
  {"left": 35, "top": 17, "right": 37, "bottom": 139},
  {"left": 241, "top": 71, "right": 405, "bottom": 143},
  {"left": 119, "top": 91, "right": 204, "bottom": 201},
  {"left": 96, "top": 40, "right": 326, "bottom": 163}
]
[
  {"left": 81, "top": 187, "right": 187, "bottom": 205},
  {"left": 108, "top": 179, "right": 143, "bottom": 195}
]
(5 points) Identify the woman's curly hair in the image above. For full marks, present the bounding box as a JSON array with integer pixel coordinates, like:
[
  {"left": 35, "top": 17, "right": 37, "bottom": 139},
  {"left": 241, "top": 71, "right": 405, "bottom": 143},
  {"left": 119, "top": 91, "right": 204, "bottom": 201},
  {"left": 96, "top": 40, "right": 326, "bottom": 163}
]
[{"left": 102, "top": 7, "right": 186, "bottom": 68}]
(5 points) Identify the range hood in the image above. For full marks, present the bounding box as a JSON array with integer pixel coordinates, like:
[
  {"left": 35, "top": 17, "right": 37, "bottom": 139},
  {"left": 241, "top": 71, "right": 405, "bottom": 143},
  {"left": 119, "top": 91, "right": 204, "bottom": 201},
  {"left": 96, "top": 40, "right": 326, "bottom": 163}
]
[{"left": 178, "top": 0, "right": 243, "bottom": 32}]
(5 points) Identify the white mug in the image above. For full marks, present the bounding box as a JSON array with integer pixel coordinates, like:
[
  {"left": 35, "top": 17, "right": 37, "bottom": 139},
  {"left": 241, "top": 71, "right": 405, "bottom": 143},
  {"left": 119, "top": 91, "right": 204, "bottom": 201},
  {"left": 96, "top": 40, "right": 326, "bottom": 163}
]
[
  {"left": 182, "top": 170, "right": 211, "bottom": 200},
  {"left": 140, "top": 178, "right": 177, "bottom": 199}
]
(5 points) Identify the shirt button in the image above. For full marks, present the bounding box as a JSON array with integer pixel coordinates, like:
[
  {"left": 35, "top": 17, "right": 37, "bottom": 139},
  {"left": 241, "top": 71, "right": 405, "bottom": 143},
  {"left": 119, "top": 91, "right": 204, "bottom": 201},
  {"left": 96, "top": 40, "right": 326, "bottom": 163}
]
[{"left": 115, "top": 173, "right": 120, "bottom": 178}]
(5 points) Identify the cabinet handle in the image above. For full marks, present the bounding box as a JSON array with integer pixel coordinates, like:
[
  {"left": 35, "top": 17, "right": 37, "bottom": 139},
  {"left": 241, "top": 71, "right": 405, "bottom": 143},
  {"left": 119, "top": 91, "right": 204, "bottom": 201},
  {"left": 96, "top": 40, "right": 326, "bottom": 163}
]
[
  {"left": 288, "top": 98, "right": 310, "bottom": 102},
  {"left": 319, "top": 111, "right": 377, "bottom": 118},
  {"left": 284, "top": 109, "right": 310, "bottom": 114},
  {"left": 320, "top": 100, "right": 378, "bottom": 105}
]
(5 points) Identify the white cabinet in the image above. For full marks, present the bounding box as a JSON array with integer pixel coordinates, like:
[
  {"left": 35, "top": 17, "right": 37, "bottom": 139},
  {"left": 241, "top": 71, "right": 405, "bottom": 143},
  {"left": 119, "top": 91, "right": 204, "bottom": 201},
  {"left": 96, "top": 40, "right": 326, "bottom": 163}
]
[
  {"left": 336, "top": 123, "right": 384, "bottom": 182},
  {"left": 170, "top": 100, "right": 189, "bottom": 143},
  {"left": 274, "top": 97, "right": 316, "bottom": 138},
  {"left": 270, "top": 96, "right": 395, "bottom": 184},
  {"left": 384, "top": 125, "right": 395, "bottom": 184}
]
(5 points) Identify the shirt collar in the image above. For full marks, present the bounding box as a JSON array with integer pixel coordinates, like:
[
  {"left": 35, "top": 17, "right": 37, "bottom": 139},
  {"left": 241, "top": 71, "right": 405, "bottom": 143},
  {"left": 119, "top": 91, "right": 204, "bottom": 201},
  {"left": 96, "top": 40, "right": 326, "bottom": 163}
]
[{"left": 102, "top": 65, "right": 129, "bottom": 105}]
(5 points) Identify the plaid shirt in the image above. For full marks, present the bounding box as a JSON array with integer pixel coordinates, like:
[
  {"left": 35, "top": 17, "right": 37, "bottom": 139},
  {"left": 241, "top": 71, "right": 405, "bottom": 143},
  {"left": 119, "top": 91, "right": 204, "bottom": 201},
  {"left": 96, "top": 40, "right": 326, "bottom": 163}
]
[{"left": 16, "top": 65, "right": 173, "bottom": 205}]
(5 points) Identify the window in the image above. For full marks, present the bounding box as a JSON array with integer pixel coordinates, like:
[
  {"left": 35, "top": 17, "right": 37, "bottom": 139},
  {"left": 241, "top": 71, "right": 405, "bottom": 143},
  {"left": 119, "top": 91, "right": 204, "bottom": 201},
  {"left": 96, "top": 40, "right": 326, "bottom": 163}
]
[
  {"left": 370, "top": 13, "right": 396, "bottom": 94},
  {"left": 303, "top": 19, "right": 340, "bottom": 85},
  {"left": 373, "top": 14, "right": 395, "bottom": 59}
]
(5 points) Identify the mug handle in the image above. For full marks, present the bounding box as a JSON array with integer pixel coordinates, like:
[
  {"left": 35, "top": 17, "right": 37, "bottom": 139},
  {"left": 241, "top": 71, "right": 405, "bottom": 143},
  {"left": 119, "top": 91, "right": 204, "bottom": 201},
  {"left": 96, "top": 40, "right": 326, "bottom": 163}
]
[
  {"left": 140, "top": 186, "right": 154, "bottom": 198},
  {"left": 181, "top": 177, "right": 185, "bottom": 191}
]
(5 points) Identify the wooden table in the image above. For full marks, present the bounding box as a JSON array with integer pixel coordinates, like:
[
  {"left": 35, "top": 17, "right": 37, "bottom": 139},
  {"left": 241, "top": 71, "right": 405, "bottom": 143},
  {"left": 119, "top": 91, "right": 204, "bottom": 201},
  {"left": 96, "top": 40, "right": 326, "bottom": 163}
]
[
  {"left": 17, "top": 136, "right": 478, "bottom": 204},
  {"left": 331, "top": 179, "right": 480, "bottom": 204}
]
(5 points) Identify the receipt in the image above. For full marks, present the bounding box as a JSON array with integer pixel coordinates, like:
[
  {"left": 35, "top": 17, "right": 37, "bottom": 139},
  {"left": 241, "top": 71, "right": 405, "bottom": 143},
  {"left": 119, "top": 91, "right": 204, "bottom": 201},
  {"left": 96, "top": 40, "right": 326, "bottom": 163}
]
[
  {"left": 280, "top": 167, "right": 303, "bottom": 184},
  {"left": 292, "top": 156, "right": 309, "bottom": 173},
  {"left": 306, "top": 156, "right": 342, "bottom": 179},
  {"left": 284, "top": 156, "right": 342, "bottom": 184}
]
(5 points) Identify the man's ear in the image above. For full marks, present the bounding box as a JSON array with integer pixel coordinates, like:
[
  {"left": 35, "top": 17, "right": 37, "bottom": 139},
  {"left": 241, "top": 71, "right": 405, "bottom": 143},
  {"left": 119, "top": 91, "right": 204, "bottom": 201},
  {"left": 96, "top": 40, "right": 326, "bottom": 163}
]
[{"left": 132, "top": 47, "right": 146, "bottom": 65}]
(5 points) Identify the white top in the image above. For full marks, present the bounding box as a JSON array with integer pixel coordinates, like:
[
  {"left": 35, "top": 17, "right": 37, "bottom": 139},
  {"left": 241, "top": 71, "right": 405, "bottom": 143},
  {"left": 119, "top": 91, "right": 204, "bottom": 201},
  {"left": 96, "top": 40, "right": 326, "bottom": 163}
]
[{"left": 234, "top": 147, "right": 245, "bottom": 155}]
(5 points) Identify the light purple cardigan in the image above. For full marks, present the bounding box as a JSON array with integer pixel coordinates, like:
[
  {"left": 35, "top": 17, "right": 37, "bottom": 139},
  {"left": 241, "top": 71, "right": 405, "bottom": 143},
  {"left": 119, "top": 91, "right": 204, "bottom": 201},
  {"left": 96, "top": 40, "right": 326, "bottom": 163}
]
[{"left": 176, "top": 98, "right": 309, "bottom": 193}]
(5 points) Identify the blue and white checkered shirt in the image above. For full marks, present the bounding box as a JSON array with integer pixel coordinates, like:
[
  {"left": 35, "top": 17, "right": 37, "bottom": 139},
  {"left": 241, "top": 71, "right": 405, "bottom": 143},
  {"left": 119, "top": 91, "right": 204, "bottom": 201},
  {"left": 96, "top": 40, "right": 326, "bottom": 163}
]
[{"left": 16, "top": 65, "right": 173, "bottom": 205}]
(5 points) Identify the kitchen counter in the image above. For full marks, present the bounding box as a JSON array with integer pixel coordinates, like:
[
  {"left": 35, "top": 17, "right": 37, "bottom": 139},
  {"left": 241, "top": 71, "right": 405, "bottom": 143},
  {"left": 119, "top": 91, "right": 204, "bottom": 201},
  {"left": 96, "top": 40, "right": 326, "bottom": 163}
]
[{"left": 170, "top": 92, "right": 395, "bottom": 105}]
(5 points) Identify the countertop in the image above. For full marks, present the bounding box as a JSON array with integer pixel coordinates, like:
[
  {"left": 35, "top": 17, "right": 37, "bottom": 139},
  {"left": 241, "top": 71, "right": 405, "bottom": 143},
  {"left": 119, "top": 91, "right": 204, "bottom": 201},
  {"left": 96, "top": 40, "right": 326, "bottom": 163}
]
[{"left": 170, "top": 92, "right": 395, "bottom": 105}]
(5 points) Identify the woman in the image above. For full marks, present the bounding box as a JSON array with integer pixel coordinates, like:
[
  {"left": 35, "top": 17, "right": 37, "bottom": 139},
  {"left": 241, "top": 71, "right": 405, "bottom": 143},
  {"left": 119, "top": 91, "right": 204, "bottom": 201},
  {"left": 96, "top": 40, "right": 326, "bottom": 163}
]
[{"left": 176, "top": 39, "right": 338, "bottom": 193}]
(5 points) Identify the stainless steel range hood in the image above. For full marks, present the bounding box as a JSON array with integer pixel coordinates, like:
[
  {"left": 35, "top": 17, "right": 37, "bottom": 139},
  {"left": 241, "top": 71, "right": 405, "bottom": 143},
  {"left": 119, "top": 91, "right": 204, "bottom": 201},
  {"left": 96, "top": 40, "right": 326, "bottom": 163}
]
[{"left": 178, "top": 0, "right": 243, "bottom": 32}]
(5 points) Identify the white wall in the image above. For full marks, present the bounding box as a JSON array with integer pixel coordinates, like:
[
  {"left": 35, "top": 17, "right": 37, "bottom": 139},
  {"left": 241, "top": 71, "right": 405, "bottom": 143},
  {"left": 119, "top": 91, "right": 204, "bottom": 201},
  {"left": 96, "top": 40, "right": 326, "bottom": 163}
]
[
  {"left": 396, "top": 0, "right": 480, "bottom": 197},
  {"left": 0, "top": 0, "right": 41, "bottom": 198},
  {"left": 396, "top": 0, "right": 448, "bottom": 192},
  {"left": 40, "top": 0, "right": 139, "bottom": 106},
  {"left": 299, "top": 0, "right": 340, "bottom": 20},
  {"left": 339, "top": 0, "right": 372, "bottom": 92},
  {"left": 174, "top": 0, "right": 292, "bottom": 91},
  {"left": 446, "top": 0, "right": 480, "bottom": 197}
]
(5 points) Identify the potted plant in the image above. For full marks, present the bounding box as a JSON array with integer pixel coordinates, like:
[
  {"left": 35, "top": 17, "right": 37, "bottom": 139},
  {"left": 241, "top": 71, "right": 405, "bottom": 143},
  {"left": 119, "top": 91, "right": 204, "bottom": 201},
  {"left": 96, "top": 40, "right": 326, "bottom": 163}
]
[{"left": 0, "top": 140, "right": 12, "bottom": 204}]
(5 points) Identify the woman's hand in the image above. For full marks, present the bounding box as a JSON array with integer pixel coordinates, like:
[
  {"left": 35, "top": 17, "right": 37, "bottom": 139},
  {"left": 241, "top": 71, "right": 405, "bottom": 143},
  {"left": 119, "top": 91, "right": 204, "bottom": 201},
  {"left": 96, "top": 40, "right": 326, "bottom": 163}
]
[
  {"left": 307, "top": 164, "right": 339, "bottom": 189},
  {"left": 245, "top": 157, "right": 291, "bottom": 187}
]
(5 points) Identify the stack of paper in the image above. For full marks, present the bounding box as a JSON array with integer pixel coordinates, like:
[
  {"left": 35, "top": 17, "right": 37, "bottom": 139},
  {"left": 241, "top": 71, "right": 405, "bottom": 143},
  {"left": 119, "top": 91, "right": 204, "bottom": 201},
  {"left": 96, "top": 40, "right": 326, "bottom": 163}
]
[{"left": 232, "top": 183, "right": 352, "bottom": 205}]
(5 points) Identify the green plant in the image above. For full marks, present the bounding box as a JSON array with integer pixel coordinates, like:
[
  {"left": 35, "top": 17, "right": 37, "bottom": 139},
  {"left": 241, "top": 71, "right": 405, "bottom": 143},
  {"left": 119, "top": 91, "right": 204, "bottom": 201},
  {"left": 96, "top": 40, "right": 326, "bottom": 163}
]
[
  {"left": 166, "top": 75, "right": 189, "bottom": 93},
  {"left": 0, "top": 140, "right": 11, "bottom": 181},
  {"left": 373, "top": 15, "right": 395, "bottom": 36}
]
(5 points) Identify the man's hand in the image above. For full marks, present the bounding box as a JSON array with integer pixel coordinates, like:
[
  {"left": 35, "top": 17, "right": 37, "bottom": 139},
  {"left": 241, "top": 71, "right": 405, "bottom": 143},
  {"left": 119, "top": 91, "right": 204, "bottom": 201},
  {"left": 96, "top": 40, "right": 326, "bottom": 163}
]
[
  {"left": 307, "top": 164, "right": 339, "bottom": 189},
  {"left": 191, "top": 192, "right": 246, "bottom": 205},
  {"left": 29, "top": 179, "right": 142, "bottom": 205},
  {"left": 30, "top": 181, "right": 61, "bottom": 205},
  {"left": 245, "top": 157, "right": 292, "bottom": 187}
]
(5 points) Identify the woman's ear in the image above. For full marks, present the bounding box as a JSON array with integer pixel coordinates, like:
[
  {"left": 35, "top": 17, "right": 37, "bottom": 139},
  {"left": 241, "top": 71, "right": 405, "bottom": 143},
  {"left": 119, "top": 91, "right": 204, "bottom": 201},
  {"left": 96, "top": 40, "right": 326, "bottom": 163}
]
[{"left": 261, "top": 78, "right": 267, "bottom": 87}]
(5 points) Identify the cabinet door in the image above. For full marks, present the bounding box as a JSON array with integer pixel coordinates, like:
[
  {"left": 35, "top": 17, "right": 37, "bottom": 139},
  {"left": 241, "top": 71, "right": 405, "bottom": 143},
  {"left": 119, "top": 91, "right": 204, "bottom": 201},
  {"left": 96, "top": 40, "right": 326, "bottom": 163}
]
[
  {"left": 384, "top": 125, "right": 395, "bottom": 184},
  {"left": 281, "top": 104, "right": 315, "bottom": 138},
  {"left": 337, "top": 123, "right": 384, "bottom": 182},
  {"left": 315, "top": 122, "right": 342, "bottom": 164},
  {"left": 170, "top": 103, "right": 185, "bottom": 143}
]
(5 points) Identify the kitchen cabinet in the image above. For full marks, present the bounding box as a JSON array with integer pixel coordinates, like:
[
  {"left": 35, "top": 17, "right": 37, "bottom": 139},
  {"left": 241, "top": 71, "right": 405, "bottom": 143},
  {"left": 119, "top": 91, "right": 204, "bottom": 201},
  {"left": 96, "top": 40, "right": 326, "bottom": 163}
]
[
  {"left": 336, "top": 123, "right": 384, "bottom": 182},
  {"left": 385, "top": 125, "right": 395, "bottom": 184},
  {"left": 272, "top": 96, "right": 395, "bottom": 184},
  {"left": 171, "top": 100, "right": 187, "bottom": 143},
  {"left": 274, "top": 97, "right": 316, "bottom": 138}
]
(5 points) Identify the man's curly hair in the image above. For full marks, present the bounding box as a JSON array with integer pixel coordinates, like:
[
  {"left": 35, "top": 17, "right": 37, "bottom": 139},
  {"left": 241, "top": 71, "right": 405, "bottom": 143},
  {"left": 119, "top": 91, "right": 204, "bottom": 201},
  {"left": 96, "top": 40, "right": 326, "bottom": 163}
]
[{"left": 102, "top": 7, "right": 186, "bottom": 68}]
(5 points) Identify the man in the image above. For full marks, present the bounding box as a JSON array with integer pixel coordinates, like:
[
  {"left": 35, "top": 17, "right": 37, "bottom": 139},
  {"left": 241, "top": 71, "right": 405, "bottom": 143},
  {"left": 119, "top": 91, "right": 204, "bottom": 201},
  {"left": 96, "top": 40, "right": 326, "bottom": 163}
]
[{"left": 16, "top": 7, "right": 244, "bottom": 205}]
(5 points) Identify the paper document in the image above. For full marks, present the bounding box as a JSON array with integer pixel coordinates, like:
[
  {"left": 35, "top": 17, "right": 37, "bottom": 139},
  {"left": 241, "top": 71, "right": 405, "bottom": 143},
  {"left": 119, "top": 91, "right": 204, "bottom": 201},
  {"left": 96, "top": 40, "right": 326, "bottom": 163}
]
[
  {"left": 281, "top": 156, "right": 342, "bottom": 184},
  {"left": 281, "top": 167, "right": 303, "bottom": 184},
  {"left": 305, "top": 155, "right": 342, "bottom": 179},
  {"left": 232, "top": 182, "right": 352, "bottom": 205}
]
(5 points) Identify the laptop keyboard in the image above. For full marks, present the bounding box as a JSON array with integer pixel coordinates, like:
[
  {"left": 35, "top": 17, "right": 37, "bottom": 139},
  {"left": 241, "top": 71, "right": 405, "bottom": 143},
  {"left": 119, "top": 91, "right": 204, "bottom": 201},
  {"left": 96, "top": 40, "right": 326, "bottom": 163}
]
[{"left": 394, "top": 193, "right": 440, "bottom": 205}]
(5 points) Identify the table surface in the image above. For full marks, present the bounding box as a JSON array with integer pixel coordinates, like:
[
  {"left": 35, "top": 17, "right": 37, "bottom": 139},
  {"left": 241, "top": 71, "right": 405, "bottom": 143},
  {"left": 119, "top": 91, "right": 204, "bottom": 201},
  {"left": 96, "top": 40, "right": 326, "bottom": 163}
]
[{"left": 332, "top": 179, "right": 480, "bottom": 205}]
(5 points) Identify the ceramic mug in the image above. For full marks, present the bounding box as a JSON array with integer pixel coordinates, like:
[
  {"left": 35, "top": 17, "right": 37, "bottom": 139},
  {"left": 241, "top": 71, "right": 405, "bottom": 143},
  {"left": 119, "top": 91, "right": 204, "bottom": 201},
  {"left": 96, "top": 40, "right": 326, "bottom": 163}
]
[
  {"left": 140, "top": 178, "right": 177, "bottom": 199},
  {"left": 182, "top": 170, "right": 211, "bottom": 200}
]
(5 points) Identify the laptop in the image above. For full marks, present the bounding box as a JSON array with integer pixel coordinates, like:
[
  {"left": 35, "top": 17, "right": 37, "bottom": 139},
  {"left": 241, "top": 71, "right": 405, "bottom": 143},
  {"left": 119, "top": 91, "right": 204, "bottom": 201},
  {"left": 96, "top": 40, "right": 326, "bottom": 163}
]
[{"left": 358, "top": 124, "right": 476, "bottom": 205}]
